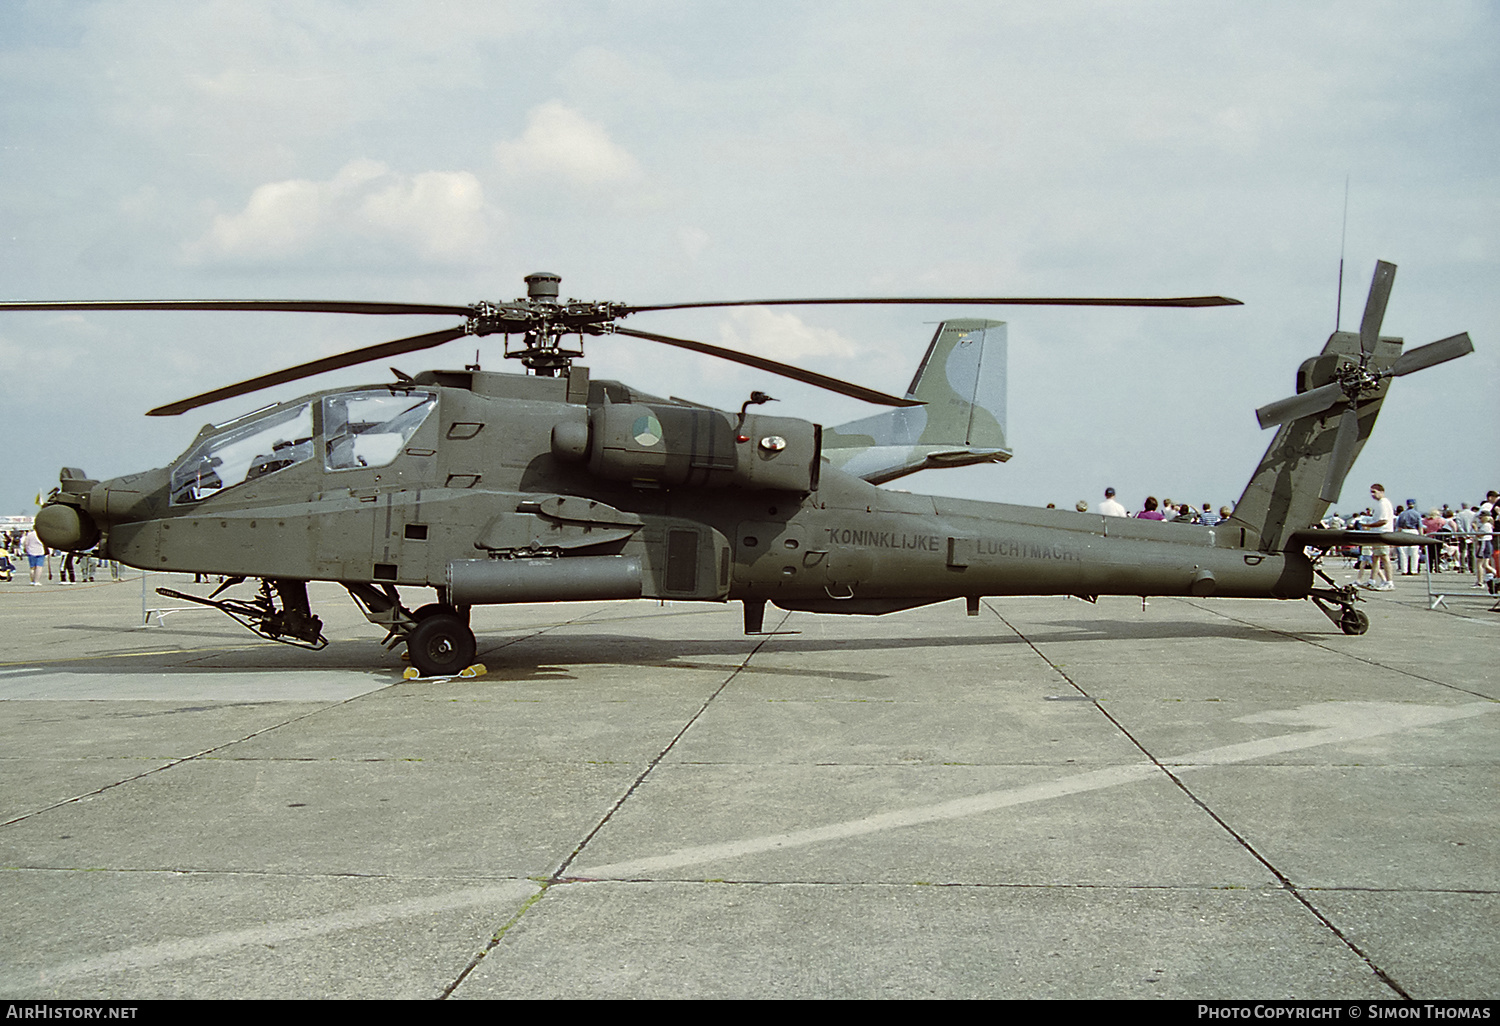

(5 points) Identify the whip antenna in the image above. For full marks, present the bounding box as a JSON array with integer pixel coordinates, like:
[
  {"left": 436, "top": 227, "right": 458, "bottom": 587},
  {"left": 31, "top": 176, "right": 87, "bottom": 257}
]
[{"left": 1336, "top": 175, "right": 1350, "bottom": 331}]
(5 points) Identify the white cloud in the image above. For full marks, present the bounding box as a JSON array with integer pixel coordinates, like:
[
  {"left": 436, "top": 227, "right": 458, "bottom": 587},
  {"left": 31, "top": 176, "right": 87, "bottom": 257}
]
[
  {"left": 716, "top": 307, "right": 861, "bottom": 363},
  {"left": 494, "top": 101, "right": 641, "bottom": 186},
  {"left": 188, "top": 159, "right": 496, "bottom": 266}
]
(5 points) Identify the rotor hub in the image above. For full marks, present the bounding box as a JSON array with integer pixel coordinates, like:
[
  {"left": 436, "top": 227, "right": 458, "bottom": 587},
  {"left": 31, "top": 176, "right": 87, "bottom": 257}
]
[
  {"left": 1335, "top": 360, "right": 1382, "bottom": 402},
  {"left": 524, "top": 272, "right": 562, "bottom": 303}
]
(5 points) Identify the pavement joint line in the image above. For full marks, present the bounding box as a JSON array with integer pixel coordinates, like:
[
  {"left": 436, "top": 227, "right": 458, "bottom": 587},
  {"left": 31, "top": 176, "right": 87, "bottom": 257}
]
[
  {"left": 1302, "top": 885, "right": 1499, "bottom": 895},
  {"left": 990, "top": 604, "right": 1428, "bottom": 1001},
  {"left": 8, "top": 698, "right": 1490, "bottom": 986},
  {"left": 439, "top": 607, "right": 792, "bottom": 999},
  {"left": 547, "top": 606, "right": 795, "bottom": 883},
  {"left": 439, "top": 886, "right": 550, "bottom": 1000},
  {"left": 14, "top": 866, "right": 1488, "bottom": 896},
  {"left": 0, "top": 687, "right": 401, "bottom": 828},
  {"left": 6, "top": 596, "right": 1490, "bottom": 993},
  {"left": 4, "top": 879, "right": 541, "bottom": 990},
  {"left": 552, "top": 879, "right": 1292, "bottom": 891},
  {"left": 1178, "top": 596, "right": 1499, "bottom": 701},
  {"left": 560, "top": 702, "right": 1492, "bottom": 880}
]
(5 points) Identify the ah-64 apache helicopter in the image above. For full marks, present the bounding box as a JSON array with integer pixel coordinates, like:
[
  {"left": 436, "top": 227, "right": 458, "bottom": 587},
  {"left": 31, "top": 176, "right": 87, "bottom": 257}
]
[{"left": 12, "top": 261, "right": 1472, "bottom": 676}]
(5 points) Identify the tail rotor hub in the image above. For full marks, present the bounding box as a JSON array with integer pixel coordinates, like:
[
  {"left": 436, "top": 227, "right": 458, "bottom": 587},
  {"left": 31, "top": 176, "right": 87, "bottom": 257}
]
[{"left": 1335, "top": 359, "right": 1382, "bottom": 401}]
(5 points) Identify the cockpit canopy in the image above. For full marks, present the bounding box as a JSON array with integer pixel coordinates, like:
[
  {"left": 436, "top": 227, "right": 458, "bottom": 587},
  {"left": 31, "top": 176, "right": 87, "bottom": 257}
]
[{"left": 169, "top": 389, "right": 436, "bottom": 505}]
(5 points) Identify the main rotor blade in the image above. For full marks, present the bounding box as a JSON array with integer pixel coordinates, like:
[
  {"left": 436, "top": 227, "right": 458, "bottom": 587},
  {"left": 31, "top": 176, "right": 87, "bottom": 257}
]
[
  {"left": 1358, "top": 261, "right": 1396, "bottom": 357},
  {"left": 610, "top": 326, "right": 922, "bottom": 407},
  {"left": 0, "top": 299, "right": 473, "bottom": 316},
  {"left": 1319, "top": 406, "right": 1360, "bottom": 503},
  {"left": 1389, "top": 332, "right": 1473, "bottom": 376},
  {"left": 147, "top": 325, "right": 469, "bottom": 416},
  {"left": 620, "top": 295, "right": 1242, "bottom": 315},
  {"left": 1254, "top": 382, "right": 1343, "bottom": 429}
]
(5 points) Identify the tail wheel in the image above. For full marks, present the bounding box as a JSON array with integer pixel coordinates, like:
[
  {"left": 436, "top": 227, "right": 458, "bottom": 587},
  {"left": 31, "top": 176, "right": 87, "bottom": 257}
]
[
  {"left": 407, "top": 613, "right": 477, "bottom": 677},
  {"left": 1339, "top": 609, "right": 1370, "bottom": 636}
]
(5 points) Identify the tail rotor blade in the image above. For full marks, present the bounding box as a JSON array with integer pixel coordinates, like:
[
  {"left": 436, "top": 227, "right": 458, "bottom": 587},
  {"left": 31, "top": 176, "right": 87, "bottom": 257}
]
[
  {"left": 1389, "top": 332, "right": 1473, "bottom": 376},
  {"left": 1255, "top": 382, "right": 1343, "bottom": 429},
  {"left": 1358, "top": 261, "right": 1396, "bottom": 357},
  {"left": 1319, "top": 406, "right": 1360, "bottom": 503}
]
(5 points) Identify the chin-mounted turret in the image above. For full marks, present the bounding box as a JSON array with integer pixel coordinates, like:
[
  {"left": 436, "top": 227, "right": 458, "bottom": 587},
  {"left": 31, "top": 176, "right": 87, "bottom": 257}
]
[{"left": 35, "top": 468, "right": 102, "bottom": 551}]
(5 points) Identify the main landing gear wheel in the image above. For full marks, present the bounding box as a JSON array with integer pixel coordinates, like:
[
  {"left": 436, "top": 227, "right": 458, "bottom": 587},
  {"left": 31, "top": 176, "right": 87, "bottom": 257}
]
[
  {"left": 1339, "top": 609, "right": 1370, "bottom": 636},
  {"left": 407, "top": 613, "right": 477, "bottom": 677}
]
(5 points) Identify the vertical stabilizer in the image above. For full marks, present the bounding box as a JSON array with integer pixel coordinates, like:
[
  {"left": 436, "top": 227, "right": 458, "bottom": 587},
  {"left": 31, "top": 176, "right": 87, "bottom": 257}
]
[
  {"left": 1228, "top": 261, "right": 1474, "bottom": 552},
  {"left": 824, "top": 318, "right": 1010, "bottom": 485},
  {"left": 1227, "top": 330, "right": 1398, "bottom": 551}
]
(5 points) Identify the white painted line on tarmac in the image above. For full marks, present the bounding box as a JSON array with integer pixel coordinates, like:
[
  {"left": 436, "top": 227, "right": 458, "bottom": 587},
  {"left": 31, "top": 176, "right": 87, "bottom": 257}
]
[
  {"left": 18, "top": 880, "right": 539, "bottom": 987},
  {"left": 12, "top": 700, "right": 1492, "bottom": 984},
  {"left": 573, "top": 700, "right": 1495, "bottom": 879}
]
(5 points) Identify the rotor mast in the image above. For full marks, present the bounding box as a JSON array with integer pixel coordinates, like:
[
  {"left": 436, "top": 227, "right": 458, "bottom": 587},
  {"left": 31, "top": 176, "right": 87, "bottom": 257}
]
[{"left": 505, "top": 272, "right": 582, "bottom": 376}]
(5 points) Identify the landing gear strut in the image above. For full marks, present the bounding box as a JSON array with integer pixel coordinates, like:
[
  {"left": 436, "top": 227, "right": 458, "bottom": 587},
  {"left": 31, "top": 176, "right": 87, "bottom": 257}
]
[
  {"left": 1309, "top": 568, "right": 1368, "bottom": 636},
  {"left": 343, "top": 583, "right": 476, "bottom": 676},
  {"left": 158, "top": 578, "right": 327, "bottom": 648}
]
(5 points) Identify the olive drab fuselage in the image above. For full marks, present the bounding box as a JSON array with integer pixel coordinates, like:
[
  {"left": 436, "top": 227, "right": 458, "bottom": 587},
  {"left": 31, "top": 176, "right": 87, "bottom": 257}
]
[
  {"left": 22, "top": 261, "right": 1473, "bottom": 663},
  {"left": 67, "top": 365, "right": 1313, "bottom": 613}
]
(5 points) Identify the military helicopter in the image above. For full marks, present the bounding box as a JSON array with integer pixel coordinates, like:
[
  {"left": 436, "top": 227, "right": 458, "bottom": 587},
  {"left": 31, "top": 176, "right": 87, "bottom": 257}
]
[{"left": 13, "top": 262, "right": 1471, "bottom": 675}]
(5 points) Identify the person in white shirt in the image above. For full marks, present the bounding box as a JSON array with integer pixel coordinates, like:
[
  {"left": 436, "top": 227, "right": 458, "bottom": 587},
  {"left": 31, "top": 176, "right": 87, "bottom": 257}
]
[
  {"left": 1363, "top": 483, "right": 1395, "bottom": 591},
  {"left": 22, "top": 529, "right": 46, "bottom": 586},
  {"left": 1453, "top": 503, "right": 1478, "bottom": 573},
  {"left": 1099, "top": 487, "right": 1127, "bottom": 518}
]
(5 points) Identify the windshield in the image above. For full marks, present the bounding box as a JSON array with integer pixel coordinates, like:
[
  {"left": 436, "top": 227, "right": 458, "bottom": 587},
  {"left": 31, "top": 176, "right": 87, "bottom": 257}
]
[
  {"left": 170, "top": 401, "right": 315, "bottom": 505},
  {"left": 323, "top": 391, "right": 437, "bottom": 471}
]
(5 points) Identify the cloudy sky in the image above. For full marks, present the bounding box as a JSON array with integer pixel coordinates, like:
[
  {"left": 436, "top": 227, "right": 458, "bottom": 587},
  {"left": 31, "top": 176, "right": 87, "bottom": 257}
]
[{"left": 2, "top": 1, "right": 1495, "bottom": 519}]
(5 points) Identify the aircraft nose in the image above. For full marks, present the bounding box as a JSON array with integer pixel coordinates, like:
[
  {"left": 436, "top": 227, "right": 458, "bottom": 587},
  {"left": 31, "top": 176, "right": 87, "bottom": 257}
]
[{"left": 35, "top": 502, "right": 100, "bottom": 551}]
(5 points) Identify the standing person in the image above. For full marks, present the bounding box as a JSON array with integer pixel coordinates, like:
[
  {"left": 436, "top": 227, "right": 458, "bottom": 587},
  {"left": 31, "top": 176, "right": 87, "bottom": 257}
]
[
  {"left": 1395, "top": 500, "right": 1423, "bottom": 575},
  {"left": 1099, "top": 487, "right": 1127, "bottom": 517},
  {"left": 1197, "top": 503, "right": 1220, "bottom": 527},
  {"left": 1453, "top": 503, "right": 1478, "bottom": 572},
  {"left": 1476, "top": 513, "right": 1495, "bottom": 590},
  {"left": 22, "top": 528, "right": 46, "bottom": 586},
  {"left": 1428, "top": 507, "right": 1452, "bottom": 573},
  {"left": 1136, "top": 496, "right": 1165, "bottom": 520},
  {"left": 1363, "top": 483, "right": 1395, "bottom": 591}
]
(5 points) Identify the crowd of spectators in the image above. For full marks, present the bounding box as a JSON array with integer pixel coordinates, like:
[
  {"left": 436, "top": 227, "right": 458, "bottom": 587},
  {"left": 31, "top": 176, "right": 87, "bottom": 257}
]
[
  {"left": 1078, "top": 487, "right": 1239, "bottom": 528},
  {"left": 1, "top": 526, "right": 113, "bottom": 586},
  {"left": 1075, "top": 484, "right": 1498, "bottom": 594},
  {"left": 1321, "top": 487, "right": 1498, "bottom": 591}
]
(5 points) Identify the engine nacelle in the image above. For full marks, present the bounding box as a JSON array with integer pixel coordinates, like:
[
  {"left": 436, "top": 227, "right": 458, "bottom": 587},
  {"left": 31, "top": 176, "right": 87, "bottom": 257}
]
[{"left": 557, "top": 402, "right": 821, "bottom": 493}]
